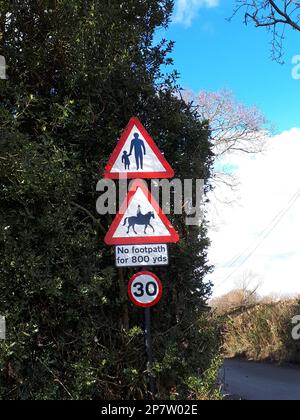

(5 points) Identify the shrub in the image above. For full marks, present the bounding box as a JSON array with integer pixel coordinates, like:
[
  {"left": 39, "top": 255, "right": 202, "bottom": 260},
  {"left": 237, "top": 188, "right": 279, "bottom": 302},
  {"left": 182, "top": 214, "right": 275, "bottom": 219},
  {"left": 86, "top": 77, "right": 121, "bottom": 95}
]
[{"left": 223, "top": 298, "right": 300, "bottom": 363}]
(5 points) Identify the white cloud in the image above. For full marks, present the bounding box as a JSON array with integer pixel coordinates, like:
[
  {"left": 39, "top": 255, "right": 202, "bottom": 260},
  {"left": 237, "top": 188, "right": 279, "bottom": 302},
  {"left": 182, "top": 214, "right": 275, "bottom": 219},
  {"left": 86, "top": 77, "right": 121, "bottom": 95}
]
[
  {"left": 173, "top": 0, "right": 219, "bottom": 27},
  {"left": 208, "top": 128, "right": 300, "bottom": 298}
]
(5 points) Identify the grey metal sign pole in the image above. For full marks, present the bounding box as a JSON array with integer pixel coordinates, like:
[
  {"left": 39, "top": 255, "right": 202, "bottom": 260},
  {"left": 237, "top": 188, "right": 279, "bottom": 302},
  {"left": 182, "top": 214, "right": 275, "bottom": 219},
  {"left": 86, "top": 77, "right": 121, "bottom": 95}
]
[{"left": 144, "top": 306, "right": 156, "bottom": 399}]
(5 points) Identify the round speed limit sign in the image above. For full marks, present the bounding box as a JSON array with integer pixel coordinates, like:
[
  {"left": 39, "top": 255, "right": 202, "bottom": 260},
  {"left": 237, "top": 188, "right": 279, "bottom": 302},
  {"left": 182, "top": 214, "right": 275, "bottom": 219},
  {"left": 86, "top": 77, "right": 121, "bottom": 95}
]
[{"left": 128, "top": 272, "right": 163, "bottom": 308}]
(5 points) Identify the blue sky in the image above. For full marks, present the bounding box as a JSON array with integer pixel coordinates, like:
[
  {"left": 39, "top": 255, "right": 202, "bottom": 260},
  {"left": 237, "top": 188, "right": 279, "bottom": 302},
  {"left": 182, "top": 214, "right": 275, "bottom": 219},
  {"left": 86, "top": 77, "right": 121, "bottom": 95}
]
[
  {"left": 158, "top": 0, "right": 300, "bottom": 132},
  {"left": 156, "top": 1, "right": 300, "bottom": 297}
]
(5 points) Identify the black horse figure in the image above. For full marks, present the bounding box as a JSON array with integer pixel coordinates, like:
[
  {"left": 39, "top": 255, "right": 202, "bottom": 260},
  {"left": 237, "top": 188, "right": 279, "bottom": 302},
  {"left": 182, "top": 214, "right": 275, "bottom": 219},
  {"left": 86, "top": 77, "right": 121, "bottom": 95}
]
[{"left": 123, "top": 211, "right": 155, "bottom": 235}]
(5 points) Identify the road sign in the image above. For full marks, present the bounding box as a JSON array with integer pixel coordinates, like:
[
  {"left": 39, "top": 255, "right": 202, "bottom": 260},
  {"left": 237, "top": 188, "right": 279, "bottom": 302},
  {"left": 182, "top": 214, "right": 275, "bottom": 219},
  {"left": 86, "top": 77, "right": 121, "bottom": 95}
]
[
  {"left": 104, "top": 117, "right": 174, "bottom": 179},
  {"left": 128, "top": 272, "right": 163, "bottom": 308},
  {"left": 115, "top": 244, "right": 169, "bottom": 267},
  {"left": 104, "top": 179, "right": 180, "bottom": 245}
]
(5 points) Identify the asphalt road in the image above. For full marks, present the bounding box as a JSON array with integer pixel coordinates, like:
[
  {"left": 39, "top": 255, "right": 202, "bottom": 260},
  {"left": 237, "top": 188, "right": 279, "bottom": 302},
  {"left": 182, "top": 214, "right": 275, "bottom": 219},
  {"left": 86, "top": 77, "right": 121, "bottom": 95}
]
[{"left": 221, "top": 359, "right": 300, "bottom": 400}]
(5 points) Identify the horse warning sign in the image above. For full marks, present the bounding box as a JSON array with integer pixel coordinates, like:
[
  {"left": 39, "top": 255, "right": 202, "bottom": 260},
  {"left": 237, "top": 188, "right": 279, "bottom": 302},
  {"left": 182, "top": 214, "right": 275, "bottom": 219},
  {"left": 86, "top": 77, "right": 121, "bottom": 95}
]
[
  {"left": 115, "top": 244, "right": 169, "bottom": 267},
  {"left": 104, "top": 179, "right": 179, "bottom": 245}
]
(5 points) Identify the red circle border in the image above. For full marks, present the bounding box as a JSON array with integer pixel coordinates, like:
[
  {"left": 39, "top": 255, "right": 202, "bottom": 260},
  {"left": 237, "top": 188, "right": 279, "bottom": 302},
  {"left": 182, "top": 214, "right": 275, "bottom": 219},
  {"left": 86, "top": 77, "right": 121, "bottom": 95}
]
[{"left": 128, "top": 271, "right": 163, "bottom": 308}]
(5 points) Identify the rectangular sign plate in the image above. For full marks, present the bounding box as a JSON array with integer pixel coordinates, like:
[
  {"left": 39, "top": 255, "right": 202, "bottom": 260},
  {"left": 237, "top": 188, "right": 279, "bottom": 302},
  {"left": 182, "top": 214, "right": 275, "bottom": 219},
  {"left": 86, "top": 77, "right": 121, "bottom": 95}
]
[{"left": 115, "top": 244, "right": 169, "bottom": 268}]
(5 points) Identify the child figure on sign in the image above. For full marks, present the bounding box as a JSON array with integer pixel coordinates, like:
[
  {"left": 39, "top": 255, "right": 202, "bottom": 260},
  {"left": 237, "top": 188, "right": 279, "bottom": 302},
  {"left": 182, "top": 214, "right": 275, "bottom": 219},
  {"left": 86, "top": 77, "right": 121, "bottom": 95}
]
[{"left": 122, "top": 151, "right": 131, "bottom": 171}]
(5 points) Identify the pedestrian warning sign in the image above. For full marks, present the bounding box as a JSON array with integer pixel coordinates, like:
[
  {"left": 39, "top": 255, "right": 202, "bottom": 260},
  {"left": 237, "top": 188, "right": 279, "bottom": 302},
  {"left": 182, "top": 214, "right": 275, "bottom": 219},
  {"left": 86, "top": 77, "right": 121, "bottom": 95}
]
[{"left": 103, "top": 117, "right": 174, "bottom": 179}]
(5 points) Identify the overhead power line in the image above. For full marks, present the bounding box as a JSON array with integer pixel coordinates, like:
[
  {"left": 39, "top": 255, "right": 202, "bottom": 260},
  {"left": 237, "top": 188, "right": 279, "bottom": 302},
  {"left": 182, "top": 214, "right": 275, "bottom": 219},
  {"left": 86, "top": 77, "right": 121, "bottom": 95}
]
[
  {"left": 215, "top": 187, "right": 300, "bottom": 291},
  {"left": 226, "top": 188, "right": 300, "bottom": 268}
]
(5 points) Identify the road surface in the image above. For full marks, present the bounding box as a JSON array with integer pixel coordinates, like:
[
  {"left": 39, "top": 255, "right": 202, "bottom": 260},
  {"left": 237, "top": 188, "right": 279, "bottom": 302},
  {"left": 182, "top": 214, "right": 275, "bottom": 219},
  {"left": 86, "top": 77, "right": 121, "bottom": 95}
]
[{"left": 221, "top": 359, "right": 300, "bottom": 400}]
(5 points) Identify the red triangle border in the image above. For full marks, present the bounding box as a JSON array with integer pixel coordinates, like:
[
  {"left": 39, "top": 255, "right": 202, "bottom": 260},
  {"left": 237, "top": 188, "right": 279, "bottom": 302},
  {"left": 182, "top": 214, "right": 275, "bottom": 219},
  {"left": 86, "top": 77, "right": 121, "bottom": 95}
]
[
  {"left": 104, "top": 180, "right": 180, "bottom": 245},
  {"left": 103, "top": 117, "right": 175, "bottom": 179}
]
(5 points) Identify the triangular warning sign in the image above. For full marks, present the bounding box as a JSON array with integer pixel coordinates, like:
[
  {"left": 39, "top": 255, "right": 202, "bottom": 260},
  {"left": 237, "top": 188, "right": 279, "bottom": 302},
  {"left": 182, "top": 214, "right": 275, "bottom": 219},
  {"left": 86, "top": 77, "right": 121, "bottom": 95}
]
[
  {"left": 104, "top": 180, "right": 180, "bottom": 245},
  {"left": 104, "top": 117, "right": 174, "bottom": 179}
]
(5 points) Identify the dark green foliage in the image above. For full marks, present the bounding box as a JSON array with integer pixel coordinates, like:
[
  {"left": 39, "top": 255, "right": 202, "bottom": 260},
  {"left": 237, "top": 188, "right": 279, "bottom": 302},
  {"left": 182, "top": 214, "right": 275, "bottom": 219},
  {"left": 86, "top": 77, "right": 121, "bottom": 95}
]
[{"left": 0, "top": 0, "right": 221, "bottom": 399}]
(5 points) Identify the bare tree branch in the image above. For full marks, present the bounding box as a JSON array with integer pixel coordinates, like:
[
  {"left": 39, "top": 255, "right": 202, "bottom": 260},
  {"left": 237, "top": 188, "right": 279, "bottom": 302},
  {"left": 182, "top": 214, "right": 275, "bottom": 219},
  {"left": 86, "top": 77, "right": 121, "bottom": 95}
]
[{"left": 232, "top": 1, "right": 300, "bottom": 62}]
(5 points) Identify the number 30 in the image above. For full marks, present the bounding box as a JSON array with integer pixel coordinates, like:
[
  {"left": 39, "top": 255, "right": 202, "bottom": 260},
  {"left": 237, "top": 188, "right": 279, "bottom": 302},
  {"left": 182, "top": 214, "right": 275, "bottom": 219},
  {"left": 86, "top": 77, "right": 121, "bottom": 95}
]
[{"left": 133, "top": 282, "right": 157, "bottom": 298}]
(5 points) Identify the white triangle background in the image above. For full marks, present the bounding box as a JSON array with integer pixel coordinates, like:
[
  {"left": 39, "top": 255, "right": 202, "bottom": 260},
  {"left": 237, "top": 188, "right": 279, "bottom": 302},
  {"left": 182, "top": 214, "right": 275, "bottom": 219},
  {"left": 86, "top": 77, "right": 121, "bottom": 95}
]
[
  {"left": 110, "top": 125, "right": 167, "bottom": 173},
  {"left": 112, "top": 187, "right": 171, "bottom": 239}
]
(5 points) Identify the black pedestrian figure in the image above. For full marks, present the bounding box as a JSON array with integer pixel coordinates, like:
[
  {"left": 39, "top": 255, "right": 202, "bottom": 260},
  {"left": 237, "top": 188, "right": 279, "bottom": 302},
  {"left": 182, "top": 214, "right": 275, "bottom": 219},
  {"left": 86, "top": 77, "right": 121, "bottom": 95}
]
[
  {"left": 128, "top": 133, "right": 146, "bottom": 170},
  {"left": 122, "top": 151, "right": 131, "bottom": 170},
  {"left": 123, "top": 211, "right": 155, "bottom": 235}
]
